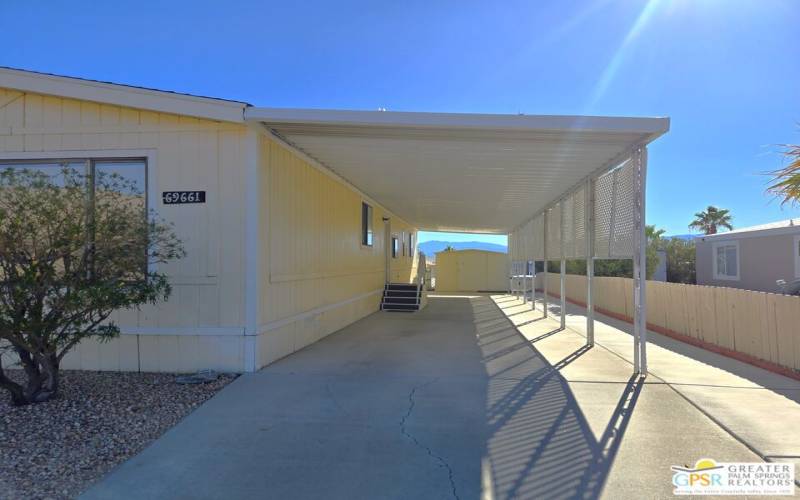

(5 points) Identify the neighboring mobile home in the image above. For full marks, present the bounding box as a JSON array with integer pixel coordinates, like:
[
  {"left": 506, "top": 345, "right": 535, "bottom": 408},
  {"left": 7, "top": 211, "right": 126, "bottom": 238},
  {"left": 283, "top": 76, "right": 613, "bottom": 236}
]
[
  {"left": 0, "top": 67, "right": 669, "bottom": 374},
  {"left": 696, "top": 219, "right": 800, "bottom": 293}
]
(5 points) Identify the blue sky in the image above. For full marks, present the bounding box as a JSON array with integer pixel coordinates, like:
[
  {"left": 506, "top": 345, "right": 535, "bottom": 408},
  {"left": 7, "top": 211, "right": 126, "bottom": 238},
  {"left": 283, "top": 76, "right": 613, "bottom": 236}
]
[{"left": 3, "top": 0, "right": 798, "bottom": 244}]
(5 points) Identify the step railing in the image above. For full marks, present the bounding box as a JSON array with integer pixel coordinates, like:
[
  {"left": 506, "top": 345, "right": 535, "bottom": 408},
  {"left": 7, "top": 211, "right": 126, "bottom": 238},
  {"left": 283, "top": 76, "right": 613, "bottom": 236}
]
[
  {"left": 510, "top": 260, "right": 534, "bottom": 303},
  {"left": 415, "top": 252, "right": 426, "bottom": 304}
]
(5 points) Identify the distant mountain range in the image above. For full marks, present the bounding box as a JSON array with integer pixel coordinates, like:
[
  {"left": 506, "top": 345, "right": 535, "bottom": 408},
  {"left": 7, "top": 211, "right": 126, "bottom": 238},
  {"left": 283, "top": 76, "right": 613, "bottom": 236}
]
[
  {"left": 664, "top": 234, "right": 697, "bottom": 241},
  {"left": 419, "top": 240, "right": 507, "bottom": 262}
]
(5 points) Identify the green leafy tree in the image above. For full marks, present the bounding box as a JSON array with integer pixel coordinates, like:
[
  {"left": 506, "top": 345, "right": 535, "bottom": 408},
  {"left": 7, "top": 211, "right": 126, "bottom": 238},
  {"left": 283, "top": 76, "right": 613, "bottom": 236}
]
[
  {"left": 766, "top": 143, "right": 800, "bottom": 206},
  {"left": 689, "top": 206, "right": 733, "bottom": 235},
  {"left": 0, "top": 166, "right": 184, "bottom": 405},
  {"left": 664, "top": 237, "right": 696, "bottom": 284},
  {"left": 645, "top": 225, "right": 666, "bottom": 279},
  {"left": 443, "top": 245, "right": 455, "bottom": 251},
  {"left": 553, "top": 225, "right": 665, "bottom": 279}
]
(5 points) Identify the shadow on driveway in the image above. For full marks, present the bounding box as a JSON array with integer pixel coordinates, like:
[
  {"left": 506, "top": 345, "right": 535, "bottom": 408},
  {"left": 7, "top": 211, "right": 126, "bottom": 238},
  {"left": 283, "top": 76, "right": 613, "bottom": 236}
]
[{"left": 82, "top": 295, "right": 640, "bottom": 500}]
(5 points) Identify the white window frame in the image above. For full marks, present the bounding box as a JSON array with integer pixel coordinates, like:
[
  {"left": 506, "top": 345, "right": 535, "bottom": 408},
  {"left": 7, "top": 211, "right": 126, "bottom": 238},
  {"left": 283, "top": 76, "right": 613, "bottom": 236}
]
[
  {"left": 360, "top": 201, "right": 373, "bottom": 247},
  {"left": 0, "top": 149, "right": 158, "bottom": 273},
  {"left": 712, "top": 240, "right": 740, "bottom": 281},
  {"left": 794, "top": 235, "right": 800, "bottom": 279}
]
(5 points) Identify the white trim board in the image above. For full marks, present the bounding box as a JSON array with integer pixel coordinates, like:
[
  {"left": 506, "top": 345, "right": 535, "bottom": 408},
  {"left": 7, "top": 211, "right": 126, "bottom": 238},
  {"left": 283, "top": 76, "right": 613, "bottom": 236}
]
[
  {"left": 120, "top": 326, "right": 245, "bottom": 336},
  {"left": 246, "top": 107, "right": 669, "bottom": 135},
  {"left": 257, "top": 288, "right": 382, "bottom": 335},
  {"left": 711, "top": 240, "right": 740, "bottom": 281},
  {"left": 0, "top": 148, "right": 161, "bottom": 274},
  {"left": 699, "top": 225, "right": 800, "bottom": 242}
]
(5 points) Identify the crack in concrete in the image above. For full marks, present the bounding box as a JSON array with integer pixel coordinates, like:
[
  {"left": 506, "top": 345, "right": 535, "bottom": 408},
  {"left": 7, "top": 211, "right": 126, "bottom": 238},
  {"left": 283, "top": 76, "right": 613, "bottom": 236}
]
[
  {"left": 399, "top": 378, "right": 460, "bottom": 500},
  {"left": 325, "top": 382, "right": 349, "bottom": 416}
]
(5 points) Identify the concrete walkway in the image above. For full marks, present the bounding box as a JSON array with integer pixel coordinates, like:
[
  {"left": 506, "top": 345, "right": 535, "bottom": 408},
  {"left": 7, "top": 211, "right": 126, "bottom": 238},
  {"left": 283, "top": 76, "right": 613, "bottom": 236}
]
[{"left": 82, "top": 294, "right": 800, "bottom": 499}]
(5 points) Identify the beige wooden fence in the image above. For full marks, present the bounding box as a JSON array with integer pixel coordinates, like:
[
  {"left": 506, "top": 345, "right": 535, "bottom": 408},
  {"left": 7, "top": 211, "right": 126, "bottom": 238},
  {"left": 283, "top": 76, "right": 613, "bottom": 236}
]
[{"left": 535, "top": 274, "right": 800, "bottom": 374}]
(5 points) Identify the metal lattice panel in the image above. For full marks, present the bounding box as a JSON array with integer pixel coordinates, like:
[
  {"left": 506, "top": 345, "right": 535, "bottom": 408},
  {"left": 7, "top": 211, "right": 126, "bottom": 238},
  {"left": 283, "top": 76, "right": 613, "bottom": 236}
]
[
  {"left": 522, "top": 221, "right": 535, "bottom": 260},
  {"left": 593, "top": 169, "right": 614, "bottom": 258},
  {"left": 509, "top": 231, "right": 520, "bottom": 261},
  {"left": 546, "top": 203, "right": 562, "bottom": 259},
  {"left": 593, "top": 158, "right": 636, "bottom": 258},
  {"left": 562, "top": 195, "right": 575, "bottom": 258},
  {"left": 610, "top": 160, "right": 636, "bottom": 257},
  {"left": 560, "top": 185, "right": 587, "bottom": 259},
  {"left": 573, "top": 185, "right": 587, "bottom": 258},
  {"left": 518, "top": 220, "right": 529, "bottom": 261},
  {"left": 532, "top": 214, "right": 544, "bottom": 260}
]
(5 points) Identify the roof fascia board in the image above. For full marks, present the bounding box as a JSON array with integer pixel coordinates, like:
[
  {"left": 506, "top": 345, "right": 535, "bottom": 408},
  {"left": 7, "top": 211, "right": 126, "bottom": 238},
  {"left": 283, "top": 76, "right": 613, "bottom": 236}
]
[
  {"left": 245, "top": 107, "right": 670, "bottom": 136},
  {"left": 0, "top": 68, "right": 247, "bottom": 123},
  {"left": 698, "top": 225, "right": 800, "bottom": 241}
]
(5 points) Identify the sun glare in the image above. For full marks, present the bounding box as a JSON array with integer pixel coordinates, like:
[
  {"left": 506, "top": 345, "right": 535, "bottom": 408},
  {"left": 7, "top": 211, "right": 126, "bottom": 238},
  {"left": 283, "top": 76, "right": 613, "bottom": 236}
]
[{"left": 587, "top": 0, "right": 664, "bottom": 109}]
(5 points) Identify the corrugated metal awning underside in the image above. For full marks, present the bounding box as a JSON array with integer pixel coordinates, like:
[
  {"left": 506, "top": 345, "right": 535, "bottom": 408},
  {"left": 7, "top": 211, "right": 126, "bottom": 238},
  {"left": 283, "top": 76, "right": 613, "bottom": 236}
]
[{"left": 246, "top": 108, "right": 669, "bottom": 234}]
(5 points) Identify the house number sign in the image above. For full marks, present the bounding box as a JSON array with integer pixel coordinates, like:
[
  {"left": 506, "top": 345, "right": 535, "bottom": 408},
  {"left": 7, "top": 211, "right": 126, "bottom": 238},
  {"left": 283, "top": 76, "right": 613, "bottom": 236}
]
[{"left": 162, "top": 191, "right": 206, "bottom": 204}]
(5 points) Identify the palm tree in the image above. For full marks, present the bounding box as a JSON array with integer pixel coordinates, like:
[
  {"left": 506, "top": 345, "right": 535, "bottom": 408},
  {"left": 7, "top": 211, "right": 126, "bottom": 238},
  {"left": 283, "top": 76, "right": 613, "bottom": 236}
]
[
  {"left": 689, "top": 206, "right": 733, "bottom": 235},
  {"left": 766, "top": 144, "right": 800, "bottom": 206},
  {"left": 646, "top": 225, "right": 666, "bottom": 245}
]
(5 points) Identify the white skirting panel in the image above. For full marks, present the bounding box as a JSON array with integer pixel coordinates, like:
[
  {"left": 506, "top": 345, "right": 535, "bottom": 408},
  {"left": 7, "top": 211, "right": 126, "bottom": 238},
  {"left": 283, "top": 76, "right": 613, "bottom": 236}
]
[
  {"left": 59, "top": 334, "right": 246, "bottom": 373},
  {"left": 17, "top": 289, "right": 383, "bottom": 374},
  {"left": 255, "top": 290, "right": 382, "bottom": 369}
]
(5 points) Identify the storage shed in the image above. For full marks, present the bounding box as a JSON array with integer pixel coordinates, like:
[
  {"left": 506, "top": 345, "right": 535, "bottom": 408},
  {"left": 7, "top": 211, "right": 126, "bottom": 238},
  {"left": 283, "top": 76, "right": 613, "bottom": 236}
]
[{"left": 435, "top": 250, "right": 509, "bottom": 292}]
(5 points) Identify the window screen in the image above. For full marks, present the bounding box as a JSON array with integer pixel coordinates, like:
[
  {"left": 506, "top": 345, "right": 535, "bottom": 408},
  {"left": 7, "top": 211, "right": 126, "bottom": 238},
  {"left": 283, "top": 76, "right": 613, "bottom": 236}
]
[{"left": 714, "top": 243, "right": 738, "bottom": 279}]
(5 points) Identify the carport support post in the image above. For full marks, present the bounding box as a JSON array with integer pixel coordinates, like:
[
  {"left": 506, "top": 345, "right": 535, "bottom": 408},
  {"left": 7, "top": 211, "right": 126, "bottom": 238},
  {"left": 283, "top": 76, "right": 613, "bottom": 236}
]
[
  {"left": 586, "top": 177, "right": 595, "bottom": 346},
  {"left": 632, "top": 146, "right": 648, "bottom": 375},
  {"left": 522, "top": 258, "right": 528, "bottom": 304},
  {"left": 560, "top": 205, "right": 566, "bottom": 330},
  {"left": 531, "top": 260, "right": 536, "bottom": 311},
  {"left": 542, "top": 211, "right": 548, "bottom": 318},
  {"left": 512, "top": 261, "right": 517, "bottom": 298},
  {"left": 511, "top": 259, "right": 515, "bottom": 298}
]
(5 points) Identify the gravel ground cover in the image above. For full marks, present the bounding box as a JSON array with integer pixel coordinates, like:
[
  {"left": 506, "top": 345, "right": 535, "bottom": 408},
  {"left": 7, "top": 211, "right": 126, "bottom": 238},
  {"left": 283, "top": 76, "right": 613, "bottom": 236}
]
[{"left": 0, "top": 370, "right": 235, "bottom": 500}]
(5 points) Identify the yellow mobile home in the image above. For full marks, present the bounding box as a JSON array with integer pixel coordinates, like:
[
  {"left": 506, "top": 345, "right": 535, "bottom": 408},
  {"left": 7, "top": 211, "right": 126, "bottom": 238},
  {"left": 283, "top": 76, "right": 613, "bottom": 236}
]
[
  {"left": 0, "top": 67, "right": 669, "bottom": 375},
  {"left": 0, "top": 68, "right": 419, "bottom": 373}
]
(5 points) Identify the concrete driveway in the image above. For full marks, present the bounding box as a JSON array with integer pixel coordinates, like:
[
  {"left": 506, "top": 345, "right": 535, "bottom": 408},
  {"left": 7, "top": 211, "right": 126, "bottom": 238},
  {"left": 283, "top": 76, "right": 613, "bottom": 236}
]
[{"left": 82, "top": 294, "right": 798, "bottom": 499}]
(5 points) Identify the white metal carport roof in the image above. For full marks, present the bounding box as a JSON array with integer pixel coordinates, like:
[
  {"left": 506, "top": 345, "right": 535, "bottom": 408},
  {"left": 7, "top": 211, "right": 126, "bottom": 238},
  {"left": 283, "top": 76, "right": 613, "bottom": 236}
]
[{"left": 246, "top": 108, "right": 669, "bottom": 234}]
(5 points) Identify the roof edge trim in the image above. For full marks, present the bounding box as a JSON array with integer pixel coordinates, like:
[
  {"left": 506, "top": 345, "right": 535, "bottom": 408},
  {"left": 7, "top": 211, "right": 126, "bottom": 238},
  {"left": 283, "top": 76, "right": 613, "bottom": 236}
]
[
  {"left": 0, "top": 67, "right": 248, "bottom": 123},
  {"left": 246, "top": 107, "right": 670, "bottom": 135}
]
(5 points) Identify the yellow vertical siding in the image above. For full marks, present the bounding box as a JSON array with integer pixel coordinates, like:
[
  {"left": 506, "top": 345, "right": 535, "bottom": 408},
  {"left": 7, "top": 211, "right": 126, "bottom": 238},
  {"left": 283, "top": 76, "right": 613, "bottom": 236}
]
[
  {"left": 0, "top": 88, "right": 249, "bottom": 372},
  {"left": 255, "top": 136, "right": 419, "bottom": 367},
  {"left": 0, "top": 87, "right": 423, "bottom": 372}
]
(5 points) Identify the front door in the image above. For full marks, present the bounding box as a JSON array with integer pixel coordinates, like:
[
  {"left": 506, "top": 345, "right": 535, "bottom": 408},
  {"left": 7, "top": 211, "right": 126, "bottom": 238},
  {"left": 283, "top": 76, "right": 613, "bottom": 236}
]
[{"left": 383, "top": 218, "right": 391, "bottom": 284}]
